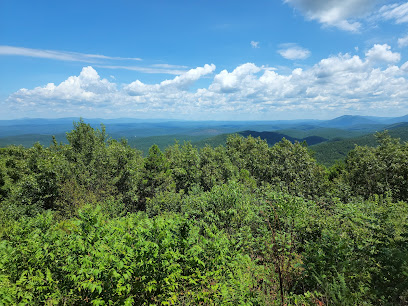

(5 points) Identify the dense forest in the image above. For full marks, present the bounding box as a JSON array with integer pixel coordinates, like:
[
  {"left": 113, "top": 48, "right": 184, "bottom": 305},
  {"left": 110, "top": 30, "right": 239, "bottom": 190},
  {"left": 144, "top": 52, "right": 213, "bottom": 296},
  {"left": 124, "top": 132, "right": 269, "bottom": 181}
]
[{"left": 0, "top": 119, "right": 407, "bottom": 305}]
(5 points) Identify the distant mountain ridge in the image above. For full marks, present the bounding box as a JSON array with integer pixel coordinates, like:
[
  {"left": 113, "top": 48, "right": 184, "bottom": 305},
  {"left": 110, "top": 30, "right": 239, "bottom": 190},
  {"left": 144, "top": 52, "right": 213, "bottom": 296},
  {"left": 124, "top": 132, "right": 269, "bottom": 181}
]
[
  {"left": 2, "top": 114, "right": 407, "bottom": 129},
  {"left": 317, "top": 115, "right": 380, "bottom": 128},
  {"left": 239, "top": 130, "right": 327, "bottom": 146},
  {"left": 315, "top": 114, "right": 408, "bottom": 128},
  {"left": 1, "top": 115, "right": 408, "bottom": 157},
  {"left": 310, "top": 124, "right": 408, "bottom": 166}
]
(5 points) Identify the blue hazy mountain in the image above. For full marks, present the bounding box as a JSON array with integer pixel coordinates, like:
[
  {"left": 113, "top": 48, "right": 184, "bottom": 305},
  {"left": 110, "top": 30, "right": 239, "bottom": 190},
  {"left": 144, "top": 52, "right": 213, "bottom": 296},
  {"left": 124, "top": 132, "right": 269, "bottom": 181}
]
[
  {"left": 317, "top": 115, "right": 382, "bottom": 128},
  {"left": 239, "top": 130, "right": 327, "bottom": 146},
  {"left": 1, "top": 115, "right": 407, "bottom": 149}
]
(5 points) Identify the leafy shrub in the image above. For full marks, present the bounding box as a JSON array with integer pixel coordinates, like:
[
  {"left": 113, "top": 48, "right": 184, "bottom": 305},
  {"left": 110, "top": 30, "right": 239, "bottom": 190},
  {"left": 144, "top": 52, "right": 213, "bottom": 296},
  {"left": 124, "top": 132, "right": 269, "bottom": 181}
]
[{"left": 0, "top": 207, "right": 267, "bottom": 305}]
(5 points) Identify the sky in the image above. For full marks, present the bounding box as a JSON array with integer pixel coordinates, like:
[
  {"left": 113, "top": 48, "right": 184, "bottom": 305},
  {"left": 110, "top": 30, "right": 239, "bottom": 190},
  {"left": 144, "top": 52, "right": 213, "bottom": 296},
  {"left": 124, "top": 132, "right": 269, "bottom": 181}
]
[{"left": 1, "top": 0, "right": 408, "bottom": 120}]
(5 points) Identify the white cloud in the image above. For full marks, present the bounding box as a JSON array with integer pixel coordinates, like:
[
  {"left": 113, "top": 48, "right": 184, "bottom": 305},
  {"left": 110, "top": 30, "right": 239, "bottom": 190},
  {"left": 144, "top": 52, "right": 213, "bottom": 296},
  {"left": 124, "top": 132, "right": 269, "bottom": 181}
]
[
  {"left": 314, "top": 53, "right": 366, "bottom": 79},
  {"left": 160, "top": 64, "right": 216, "bottom": 87},
  {"left": 401, "top": 61, "right": 408, "bottom": 72},
  {"left": 251, "top": 41, "right": 260, "bottom": 48},
  {"left": 365, "top": 44, "right": 401, "bottom": 63},
  {"left": 124, "top": 64, "right": 216, "bottom": 95},
  {"left": 278, "top": 43, "right": 311, "bottom": 60},
  {"left": 6, "top": 44, "right": 408, "bottom": 119},
  {"left": 9, "top": 67, "right": 117, "bottom": 107},
  {"left": 380, "top": 2, "right": 408, "bottom": 24},
  {"left": 0, "top": 45, "right": 141, "bottom": 62},
  {"left": 284, "top": 0, "right": 378, "bottom": 32},
  {"left": 398, "top": 35, "right": 408, "bottom": 48},
  {"left": 209, "top": 63, "right": 261, "bottom": 93},
  {"left": 95, "top": 65, "right": 188, "bottom": 75},
  {"left": 151, "top": 64, "right": 189, "bottom": 69},
  {"left": 0, "top": 46, "right": 189, "bottom": 75}
]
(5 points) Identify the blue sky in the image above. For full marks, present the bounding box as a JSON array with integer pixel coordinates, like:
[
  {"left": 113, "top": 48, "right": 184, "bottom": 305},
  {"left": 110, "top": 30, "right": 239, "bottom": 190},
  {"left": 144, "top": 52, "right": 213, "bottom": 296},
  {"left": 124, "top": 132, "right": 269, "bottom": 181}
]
[{"left": 1, "top": 0, "right": 408, "bottom": 120}]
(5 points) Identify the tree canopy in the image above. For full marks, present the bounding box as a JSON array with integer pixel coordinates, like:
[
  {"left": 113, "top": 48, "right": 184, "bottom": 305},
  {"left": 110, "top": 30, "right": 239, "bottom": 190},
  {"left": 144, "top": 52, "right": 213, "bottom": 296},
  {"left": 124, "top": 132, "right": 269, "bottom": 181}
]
[{"left": 0, "top": 121, "right": 407, "bottom": 305}]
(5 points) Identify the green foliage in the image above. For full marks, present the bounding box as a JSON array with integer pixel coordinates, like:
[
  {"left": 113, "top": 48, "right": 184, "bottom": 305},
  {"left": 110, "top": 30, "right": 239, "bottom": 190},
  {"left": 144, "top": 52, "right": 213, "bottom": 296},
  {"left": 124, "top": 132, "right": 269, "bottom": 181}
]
[
  {"left": 0, "top": 144, "right": 68, "bottom": 219},
  {"left": 181, "top": 181, "right": 260, "bottom": 238},
  {"left": 165, "top": 142, "right": 201, "bottom": 193},
  {"left": 0, "top": 207, "right": 266, "bottom": 305},
  {"left": 301, "top": 196, "right": 408, "bottom": 304},
  {"left": 199, "top": 145, "right": 237, "bottom": 191},
  {"left": 139, "top": 145, "right": 175, "bottom": 211},
  {"left": 310, "top": 125, "right": 408, "bottom": 167},
  {"left": 227, "top": 134, "right": 270, "bottom": 182},
  {"left": 0, "top": 120, "right": 143, "bottom": 219},
  {"left": 1, "top": 121, "right": 408, "bottom": 305},
  {"left": 146, "top": 189, "right": 184, "bottom": 217},
  {"left": 345, "top": 131, "right": 408, "bottom": 201},
  {"left": 268, "top": 139, "right": 328, "bottom": 198},
  {"left": 226, "top": 134, "right": 328, "bottom": 198}
]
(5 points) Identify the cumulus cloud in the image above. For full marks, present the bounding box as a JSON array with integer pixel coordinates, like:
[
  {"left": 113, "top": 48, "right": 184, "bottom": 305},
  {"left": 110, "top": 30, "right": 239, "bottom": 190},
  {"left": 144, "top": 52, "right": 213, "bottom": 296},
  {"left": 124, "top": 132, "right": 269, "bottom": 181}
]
[
  {"left": 160, "top": 64, "right": 216, "bottom": 87},
  {"left": 401, "top": 61, "right": 408, "bottom": 72},
  {"left": 278, "top": 43, "right": 311, "bottom": 60},
  {"left": 251, "top": 41, "right": 260, "bottom": 48},
  {"left": 380, "top": 2, "right": 408, "bottom": 24},
  {"left": 398, "top": 35, "right": 408, "bottom": 48},
  {"left": 124, "top": 64, "right": 216, "bottom": 95},
  {"left": 9, "top": 67, "right": 117, "bottom": 107},
  {"left": 6, "top": 44, "right": 408, "bottom": 118},
  {"left": 313, "top": 53, "right": 366, "bottom": 79},
  {"left": 284, "top": 0, "right": 378, "bottom": 31},
  {"left": 365, "top": 44, "right": 401, "bottom": 63},
  {"left": 209, "top": 63, "right": 261, "bottom": 93}
]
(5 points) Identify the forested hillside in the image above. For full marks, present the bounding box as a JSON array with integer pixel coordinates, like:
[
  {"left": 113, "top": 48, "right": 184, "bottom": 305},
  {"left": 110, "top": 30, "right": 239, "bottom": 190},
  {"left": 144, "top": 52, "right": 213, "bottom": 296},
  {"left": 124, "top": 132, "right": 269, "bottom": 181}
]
[
  {"left": 0, "top": 120, "right": 407, "bottom": 305},
  {"left": 311, "top": 124, "right": 408, "bottom": 166}
]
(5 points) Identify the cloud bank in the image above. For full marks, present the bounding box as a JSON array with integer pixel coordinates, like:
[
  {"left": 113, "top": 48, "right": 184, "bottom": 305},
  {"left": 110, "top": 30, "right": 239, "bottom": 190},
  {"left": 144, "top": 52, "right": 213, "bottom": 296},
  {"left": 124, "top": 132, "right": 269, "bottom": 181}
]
[{"left": 5, "top": 44, "right": 408, "bottom": 119}]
